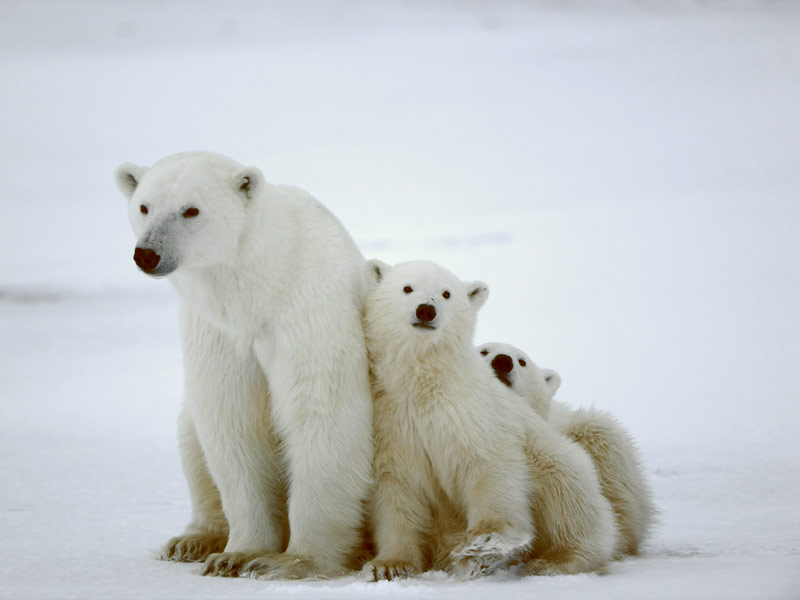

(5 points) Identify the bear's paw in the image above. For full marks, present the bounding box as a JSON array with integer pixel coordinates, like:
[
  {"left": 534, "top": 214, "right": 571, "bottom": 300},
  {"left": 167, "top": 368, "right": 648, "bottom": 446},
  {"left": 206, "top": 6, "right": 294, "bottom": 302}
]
[
  {"left": 160, "top": 533, "right": 227, "bottom": 563},
  {"left": 243, "top": 552, "right": 338, "bottom": 580},
  {"left": 202, "top": 551, "right": 260, "bottom": 577},
  {"left": 449, "top": 529, "right": 531, "bottom": 579},
  {"left": 359, "top": 559, "right": 419, "bottom": 582}
]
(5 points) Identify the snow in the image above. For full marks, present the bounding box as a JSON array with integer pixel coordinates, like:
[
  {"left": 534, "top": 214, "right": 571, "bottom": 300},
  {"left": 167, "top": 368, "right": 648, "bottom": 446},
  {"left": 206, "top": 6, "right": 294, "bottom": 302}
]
[{"left": 1, "top": 1, "right": 799, "bottom": 598}]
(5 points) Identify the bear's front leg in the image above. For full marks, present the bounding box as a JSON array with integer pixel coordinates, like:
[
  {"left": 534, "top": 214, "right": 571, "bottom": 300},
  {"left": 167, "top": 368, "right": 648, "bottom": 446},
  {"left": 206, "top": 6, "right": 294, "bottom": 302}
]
[
  {"left": 449, "top": 449, "right": 534, "bottom": 579},
  {"left": 360, "top": 412, "right": 430, "bottom": 582},
  {"left": 160, "top": 406, "right": 228, "bottom": 562},
  {"left": 179, "top": 309, "right": 289, "bottom": 577},
  {"left": 243, "top": 336, "right": 374, "bottom": 579}
]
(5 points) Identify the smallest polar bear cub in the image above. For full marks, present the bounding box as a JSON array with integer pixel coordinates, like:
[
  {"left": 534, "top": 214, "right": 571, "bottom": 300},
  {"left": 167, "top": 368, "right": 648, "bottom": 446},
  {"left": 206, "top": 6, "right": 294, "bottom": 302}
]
[
  {"left": 479, "top": 344, "right": 560, "bottom": 420},
  {"left": 478, "top": 342, "right": 656, "bottom": 557},
  {"left": 363, "top": 260, "right": 535, "bottom": 581}
]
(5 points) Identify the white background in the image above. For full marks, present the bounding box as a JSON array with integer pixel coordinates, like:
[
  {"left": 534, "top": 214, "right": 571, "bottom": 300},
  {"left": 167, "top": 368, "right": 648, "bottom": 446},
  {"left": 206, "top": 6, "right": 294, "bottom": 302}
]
[{"left": 1, "top": 1, "right": 799, "bottom": 598}]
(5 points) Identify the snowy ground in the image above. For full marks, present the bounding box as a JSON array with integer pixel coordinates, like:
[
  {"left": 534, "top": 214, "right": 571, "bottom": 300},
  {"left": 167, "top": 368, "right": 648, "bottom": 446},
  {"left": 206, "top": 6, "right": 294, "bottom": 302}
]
[{"left": 1, "top": 1, "right": 799, "bottom": 598}]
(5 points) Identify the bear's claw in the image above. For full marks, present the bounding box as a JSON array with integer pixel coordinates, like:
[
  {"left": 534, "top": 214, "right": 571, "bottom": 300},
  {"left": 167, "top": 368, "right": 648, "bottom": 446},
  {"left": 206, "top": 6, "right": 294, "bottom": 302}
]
[
  {"left": 360, "top": 560, "right": 418, "bottom": 582},
  {"left": 202, "top": 551, "right": 259, "bottom": 577},
  {"left": 242, "top": 553, "right": 332, "bottom": 580}
]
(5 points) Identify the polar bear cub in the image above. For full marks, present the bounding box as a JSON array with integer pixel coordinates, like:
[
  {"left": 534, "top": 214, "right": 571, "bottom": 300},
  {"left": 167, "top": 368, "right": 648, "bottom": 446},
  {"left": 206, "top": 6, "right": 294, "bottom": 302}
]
[
  {"left": 362, "top": 260, "right": 617, "bottom": 580},
  {"left": 362, "top": 259, "right": 534, "bottom": 580},
  {"left": 479, "top": 346, "right": 560, "bottom": 420},
  {"left": 478, "top": 342, "right": 656, "bottom": 557}
]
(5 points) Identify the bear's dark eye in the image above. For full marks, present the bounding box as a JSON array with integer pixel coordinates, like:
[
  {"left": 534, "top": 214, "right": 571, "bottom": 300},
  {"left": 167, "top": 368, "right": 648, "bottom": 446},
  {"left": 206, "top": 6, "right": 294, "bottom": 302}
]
[
  {"left": 480, "top": 349, "right": 489, "bottom": 356},
  {"left": 183, "top": 207, "right": 200, "bottom": 218},
  {"left": 442, "top": 290, "right": 451, "bottom": 299},
  {"left": 519, "top": 359, "right": 527, "bottom": 367},
  {"left": 403, "top": 285, "right": 413, "bottom": 294},
  {"left": 140, "top": 205, "right": 148, "bottom": 215}
]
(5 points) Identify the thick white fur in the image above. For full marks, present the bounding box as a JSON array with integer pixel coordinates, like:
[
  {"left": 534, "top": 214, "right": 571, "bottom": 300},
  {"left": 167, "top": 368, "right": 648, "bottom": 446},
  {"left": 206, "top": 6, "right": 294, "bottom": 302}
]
[
  {"left": 362, "top": 260, "right": 533, "bottom": 581},
  {"left": 362, "top": 260, "right": 616, "bottom": 581},
  {"left": 478, "top": 342, "right": 656, "bottom": 557},
  {"left": 115, "top": 152, "right": 373, "bottom": 579}
]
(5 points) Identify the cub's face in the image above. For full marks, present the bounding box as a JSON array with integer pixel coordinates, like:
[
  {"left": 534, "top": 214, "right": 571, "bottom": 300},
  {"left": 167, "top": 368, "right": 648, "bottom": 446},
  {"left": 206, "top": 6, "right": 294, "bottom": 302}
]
[
  {"left": 477, "top": 342, "right": 561, "bottom": 403},
  {"left": 364, "top": 259, "right": 489, "bottom": 348},
  {"left": 114, "top": 152, "right": 261, "bottom": 277}
]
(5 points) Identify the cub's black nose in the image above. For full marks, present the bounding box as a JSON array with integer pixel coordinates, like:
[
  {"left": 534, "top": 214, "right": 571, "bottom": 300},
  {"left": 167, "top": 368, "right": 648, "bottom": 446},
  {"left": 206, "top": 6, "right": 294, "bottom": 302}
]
[
  {"left": 134, "top": 247, "right": 161, "bottom": 273},
  {"left": 416, "top": 303, "right": 436, "bottom": 323},
  {"left": 491, "top": 353, "right": 514, "bottom": 375}
]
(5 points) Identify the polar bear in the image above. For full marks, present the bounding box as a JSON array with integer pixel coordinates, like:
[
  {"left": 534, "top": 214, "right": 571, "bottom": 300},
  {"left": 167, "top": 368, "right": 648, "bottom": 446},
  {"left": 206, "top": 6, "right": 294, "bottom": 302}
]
[
  {"left": 114, "top": 152, "right": 373, "bottom": 579},
  {"left": 478, "top": 342, "right": 656, "bottom": 557},
  {"left": 361, "top": 260, "right": 617, "bottom": 581},
  {"left": 479, "top": 347, "right": 559, "bottom": 421}
]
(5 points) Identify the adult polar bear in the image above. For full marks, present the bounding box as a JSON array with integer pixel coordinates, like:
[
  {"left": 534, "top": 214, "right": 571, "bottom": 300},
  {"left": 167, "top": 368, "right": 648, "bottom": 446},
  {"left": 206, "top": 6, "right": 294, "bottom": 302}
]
[{"left": 114, "top": 152, "right": 373, "bottom": 579}]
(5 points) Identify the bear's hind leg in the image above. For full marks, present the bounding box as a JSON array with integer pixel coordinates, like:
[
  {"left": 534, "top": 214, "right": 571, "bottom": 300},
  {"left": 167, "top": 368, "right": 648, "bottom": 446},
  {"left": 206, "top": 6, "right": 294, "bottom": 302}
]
[
  {"left": 526, "top": 431, "right": 618, "bottom": 575},
  {"left": 449, "top": 450, "right": 534, "bottom": 579},
  {"left": 562, "top": 408, "right": 656, "bottom": 557}
]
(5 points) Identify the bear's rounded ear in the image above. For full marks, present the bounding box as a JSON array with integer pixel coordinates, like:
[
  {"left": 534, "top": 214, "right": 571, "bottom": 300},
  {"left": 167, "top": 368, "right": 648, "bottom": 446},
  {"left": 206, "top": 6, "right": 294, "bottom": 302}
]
[
  {"left": 232, "top": 166, "right": 264, "bottom": 201},
  {"left": 466, "top": 281, "right": 489, "bottom": 309},
  {"left": 364, "top": 259, "right": 392, "bottom": 288},
  {"left": 114, "top": 163, "right": 148, "bottom": 200},
  {"left": 542, "top": 369, "right": 561, "bottom": 396}
]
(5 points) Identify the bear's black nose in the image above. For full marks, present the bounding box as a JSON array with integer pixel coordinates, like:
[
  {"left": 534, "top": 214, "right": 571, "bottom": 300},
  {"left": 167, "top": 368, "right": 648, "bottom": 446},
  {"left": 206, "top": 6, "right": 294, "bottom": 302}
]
[
  {"left": 491, "top": 353, "right": 514, "bottom": 375},
  {"left": 416, "top": 303, "right": 436, "bottom": 323},
  {"left": 134, "top": 247, "right": 161, "bottom": 273}
]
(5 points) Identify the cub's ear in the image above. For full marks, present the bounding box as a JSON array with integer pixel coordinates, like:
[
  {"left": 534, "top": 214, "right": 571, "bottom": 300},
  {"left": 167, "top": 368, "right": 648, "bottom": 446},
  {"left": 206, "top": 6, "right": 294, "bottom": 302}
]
[
  {"left": 114, "top": 163, "right": 148, "bottom": 199},
  {"left": 542, "top": 369, "right": 562, "bottom": 396},
  {"left": 466, "top": 281, "right": 489, "bottom": 310},
  {"left": 364, "top": 259, "right": 392, "bottom": 288},
  {"left": 232, "top": 166, "right": 264, "bottom": 201}
]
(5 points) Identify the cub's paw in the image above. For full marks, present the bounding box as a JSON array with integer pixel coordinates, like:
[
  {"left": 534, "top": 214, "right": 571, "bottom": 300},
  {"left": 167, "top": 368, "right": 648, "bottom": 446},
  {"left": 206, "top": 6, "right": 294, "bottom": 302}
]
[
  {"left": 160, "top": 533, "right": 227, "bottom": 563},
  {"left": 202, "top": 551, "right": 260, "bottom": 577},
  {"left": 359, "top": 560, "right": 419, "bottom": 582},
  {"left": 450, "top": 552, "right": 501, "bottom": 580},
  {"left": 449, "top": 530, "right": 531, "bottom": 580},
  {"left": 243, "top": 553, "right": 338, "bottom": 580}
]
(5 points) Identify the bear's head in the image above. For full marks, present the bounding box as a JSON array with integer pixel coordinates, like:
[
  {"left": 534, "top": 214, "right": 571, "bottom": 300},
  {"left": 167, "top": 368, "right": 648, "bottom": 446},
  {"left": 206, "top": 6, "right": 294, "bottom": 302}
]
[
  {"left": 477, "top": 342, "right": 560, "bottom": 419},
  {"left": 114, "top": 151, "right": 263, "bottom": 277},
  {"left": 364, "top": 259, "right": 489, "bottom": 352}
]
